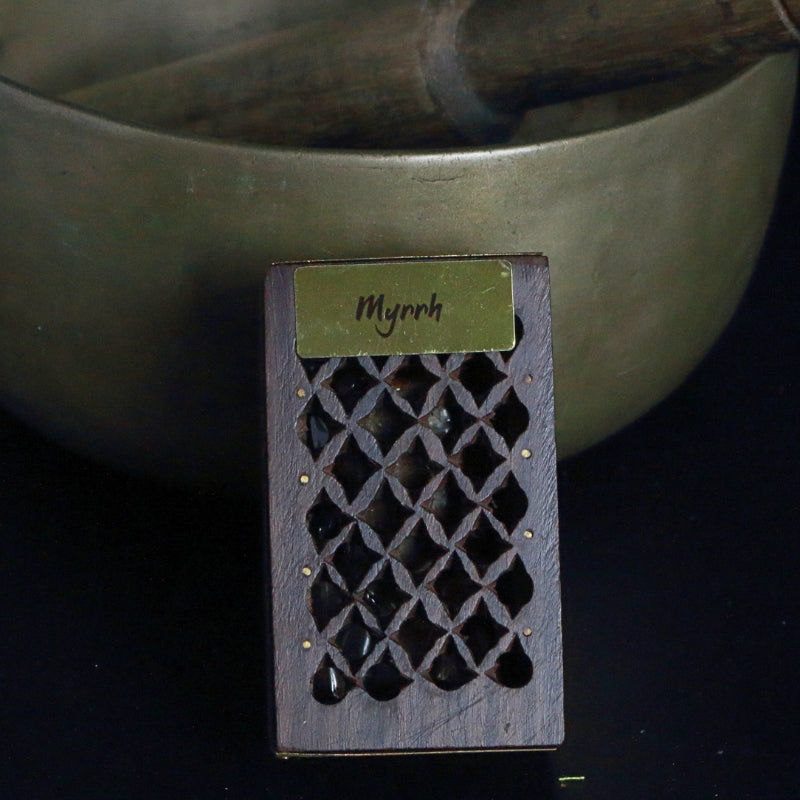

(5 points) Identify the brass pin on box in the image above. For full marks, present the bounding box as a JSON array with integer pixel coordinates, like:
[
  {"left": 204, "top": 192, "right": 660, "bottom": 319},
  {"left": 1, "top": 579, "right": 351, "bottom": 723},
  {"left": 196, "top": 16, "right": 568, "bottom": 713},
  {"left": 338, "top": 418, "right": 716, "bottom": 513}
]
[{"left": 264, "top": 255, "right": 563, "bottom": 755}]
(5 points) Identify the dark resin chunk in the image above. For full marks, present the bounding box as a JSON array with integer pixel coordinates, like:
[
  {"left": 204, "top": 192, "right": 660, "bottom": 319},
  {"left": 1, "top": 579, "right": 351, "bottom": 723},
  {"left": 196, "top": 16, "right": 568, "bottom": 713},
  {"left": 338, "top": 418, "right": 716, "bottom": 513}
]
[
  {"left": 357, "top": 479, "right": 414, "bottom": 548},
  {"left": 361, "top": 649, "right": 412, "bottom": 700},
  {"left": 449, "top": 427, "right": 505, "bottom": 493},
  {"left": 358, "top": 390, "right": 415, "bottom": 455},
  {"left": 420, "top": 387, "right": 477, "bottom": 453},
  {"left": 325, "top": 357, "right": 378, "bottom": 415},
  {"left": 311, "top": 654, "right": 354, "bottom": 704},
  {"left": 424, "top": 636, "right": 477, "bottom": 691},
  {"left": 297, "top": 395, "right": 343, "bottom": 459},
  {"left": 386, "top": 436, "right": 444, "bottom": 503},
  {"left": 306, "top": 489, "right": 353, "bottom": 552},
  {"left": 421, "top": 472, "right": 476, "bottom": 538},
  {"left": 427, "top": 553, "right": 481, "bottom": 619},
  {"left": 308, "top": 566, "right": 352, "bottom": 632},
  {"left": 327, "top": 526, "right": 381, "bottom": 592},
  {"left": 389, "top": 520, "right": 448, "bottom": 587},
  {"left": 390, "top": 601, "right": 447, "bottom": 669},
  {"left": 386, "top": 356, "right": 439, "bottom": 415},
  {"left": 356, "top": 563, "right": 412, "bottom": 629},
  {"left": 329, "top": 607, "right": 384, "bottom": 673},
  {"left": 456, "top": 512, "right": 512, "bottom": 577},
  {"left": 325, "top": 436, "right": 380, "bottom": 504}
]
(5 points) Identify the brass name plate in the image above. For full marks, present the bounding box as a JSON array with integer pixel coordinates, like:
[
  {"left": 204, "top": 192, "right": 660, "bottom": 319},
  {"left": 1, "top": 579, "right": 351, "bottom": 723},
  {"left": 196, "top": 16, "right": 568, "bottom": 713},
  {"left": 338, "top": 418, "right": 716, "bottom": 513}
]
[{"left": 293, "top": 258, "right": 515, "bottom": 358}]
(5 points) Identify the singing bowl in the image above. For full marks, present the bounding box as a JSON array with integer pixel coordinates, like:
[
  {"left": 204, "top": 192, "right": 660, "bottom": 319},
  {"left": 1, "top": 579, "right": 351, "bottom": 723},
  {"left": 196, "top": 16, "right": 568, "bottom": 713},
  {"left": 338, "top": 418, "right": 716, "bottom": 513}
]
[{"left": 0, "top": 2, "right": 796, "bottom": 489}]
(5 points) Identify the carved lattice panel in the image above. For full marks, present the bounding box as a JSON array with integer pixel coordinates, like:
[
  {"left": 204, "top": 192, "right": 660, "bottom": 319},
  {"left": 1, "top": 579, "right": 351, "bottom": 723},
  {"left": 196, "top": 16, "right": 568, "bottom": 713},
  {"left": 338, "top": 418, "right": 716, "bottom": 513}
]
[{"left": 265, "top": 256, "right": 562, "bottom": 754}]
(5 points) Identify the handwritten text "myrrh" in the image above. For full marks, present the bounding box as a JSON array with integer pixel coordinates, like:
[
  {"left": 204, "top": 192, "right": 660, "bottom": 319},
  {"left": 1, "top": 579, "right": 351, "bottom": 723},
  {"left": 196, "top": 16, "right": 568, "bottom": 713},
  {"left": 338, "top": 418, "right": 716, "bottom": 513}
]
[{"left": 355, "top": 293, "right": 443, "bottom": 338}]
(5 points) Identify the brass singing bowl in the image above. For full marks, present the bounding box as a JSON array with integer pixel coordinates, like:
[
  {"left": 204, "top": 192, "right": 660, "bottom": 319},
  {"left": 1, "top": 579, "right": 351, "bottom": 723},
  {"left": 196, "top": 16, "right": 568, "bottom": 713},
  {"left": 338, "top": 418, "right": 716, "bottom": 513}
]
[{"left": 0, "top": 2, "right": 796, "bottom": 489}]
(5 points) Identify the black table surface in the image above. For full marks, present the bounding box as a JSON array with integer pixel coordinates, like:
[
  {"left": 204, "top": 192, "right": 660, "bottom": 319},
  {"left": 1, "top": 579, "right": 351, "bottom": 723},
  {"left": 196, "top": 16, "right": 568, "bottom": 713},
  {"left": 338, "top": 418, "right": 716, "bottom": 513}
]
[{"left": 3, "top": 100, "right": 800, "bottom": 799}]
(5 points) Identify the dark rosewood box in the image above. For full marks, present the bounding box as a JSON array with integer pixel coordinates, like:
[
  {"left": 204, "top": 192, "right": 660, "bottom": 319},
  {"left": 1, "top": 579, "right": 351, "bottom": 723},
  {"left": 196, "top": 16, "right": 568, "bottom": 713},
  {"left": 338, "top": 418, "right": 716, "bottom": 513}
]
[{"left": 264, "top": 255, "right": 563, "bottom": 755}]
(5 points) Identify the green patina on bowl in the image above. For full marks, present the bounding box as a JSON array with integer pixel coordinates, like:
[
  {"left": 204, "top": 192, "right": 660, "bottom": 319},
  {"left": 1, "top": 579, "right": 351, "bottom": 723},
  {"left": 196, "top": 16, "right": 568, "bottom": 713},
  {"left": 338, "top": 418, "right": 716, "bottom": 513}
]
[{"left": 0, "top": 1, "right": 796, "bottom": 488}]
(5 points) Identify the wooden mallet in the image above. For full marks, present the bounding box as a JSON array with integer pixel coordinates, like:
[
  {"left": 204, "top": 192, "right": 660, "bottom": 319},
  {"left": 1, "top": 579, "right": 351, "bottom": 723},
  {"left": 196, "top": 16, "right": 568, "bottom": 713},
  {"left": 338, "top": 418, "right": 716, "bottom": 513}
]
[{"left": 64, "top": 0, "right": 800, "bottom": 147}]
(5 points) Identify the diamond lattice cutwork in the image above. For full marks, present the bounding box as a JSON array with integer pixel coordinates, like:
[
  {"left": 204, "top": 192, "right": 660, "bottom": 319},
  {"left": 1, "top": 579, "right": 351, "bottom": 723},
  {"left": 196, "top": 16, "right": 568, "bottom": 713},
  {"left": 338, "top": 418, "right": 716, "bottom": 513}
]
[
  {"left": 297, "top": 394, "right": 344, "bottom": 459},
  {"left": 324, "top": 357, "right": 378, "bottom": 415},
  {"left": 456, "top": 512, "right": 512, "bottom": 577},
  {"left": 356, "top": 563, "right": 412, "bottom": 629},
  {"left": 362, "top": 648, "right": 413, "bottom": 701},
  {"left": 390, "top": 600, "right": 447, "bottom": 669},
  {"left": 327, "top": 526, "right": 381, "bottom": 592},
  {"left": 421, "top": 472, "right": 476, "bottom": 538},
  {"left": 311, "top": 654, "right": 354, "bottom": 704},
  {"left": 308, "top": 566, "right": 352, "bottom": 632},
  {"left": 306, "top": 489, "right": 353, "bottom": 553},
  {"left": 455, "top": 597, "right": 508, "bottom": 665},
  {"left": 358, "top": 389, "right": 416, "bottom": 455},
  {"left": 484, "top": 472, "right": 528, "bottom": 533},
  {"left": 420, "top": 386, "right": 477, "bottom": 453},
  {"left": 451, "top": 353, "right": 507, "bottom": 408},
  {"left": 356, "top": 479, "right": 414, "bottom": 548},
  {"left": 301, "top": 356, "right": 327, "bottom": 382},
  {"left": 325, "top": 435, "right": 380, "bottom": 504},
  {"left": 386, "top": 356, "right": 439, "bottom": 415},
  {"left": 485, "top": 387, "right": 529, "bottom": 448},
  {"left": 389, "top": 520, "right": 448, "bottom": 587},
  {"left": 486, "top": 636, "right": 533, "bottom": 688},
  {"left": 491, "top": 555, "right": 534, "bottom": 619},
  {"left": 265, "top": 258, "right": 563, "bottom": 717},
  {"left": 329, "top": 607, "right": 384, "bottom": 673},
  {"left": 449, "top": 427, "right": 505, "bottom": 493},
  {"left": 427, "top": 553, "right": 481, "bottom": 619},
  {"left": 424, "top": 636, "right": 477, "bottom": 691},
  {"left": 386, "top": 436, "right": 444, "bottom": 504}
]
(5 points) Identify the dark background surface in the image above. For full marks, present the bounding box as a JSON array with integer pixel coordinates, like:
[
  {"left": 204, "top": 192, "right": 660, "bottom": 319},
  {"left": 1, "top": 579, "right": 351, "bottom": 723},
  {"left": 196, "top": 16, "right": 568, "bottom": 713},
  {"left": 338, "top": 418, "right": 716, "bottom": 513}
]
[{"left": 2, "top": 91, "right": 800, "bottom": 800}]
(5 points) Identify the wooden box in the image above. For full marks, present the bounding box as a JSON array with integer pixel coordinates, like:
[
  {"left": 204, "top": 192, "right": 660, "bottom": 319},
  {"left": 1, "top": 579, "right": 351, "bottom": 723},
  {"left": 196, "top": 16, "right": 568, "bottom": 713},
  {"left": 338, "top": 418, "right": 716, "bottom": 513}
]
[{"left": 264, "top": 256, "right": 563, "bottom": 755}]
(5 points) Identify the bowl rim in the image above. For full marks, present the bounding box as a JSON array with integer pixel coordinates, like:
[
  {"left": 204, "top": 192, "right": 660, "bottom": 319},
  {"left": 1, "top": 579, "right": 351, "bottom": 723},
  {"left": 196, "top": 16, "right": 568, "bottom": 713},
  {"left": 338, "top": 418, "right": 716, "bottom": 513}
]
[{"left": 0, "top": 53, "right": 794, "bottom": 163}]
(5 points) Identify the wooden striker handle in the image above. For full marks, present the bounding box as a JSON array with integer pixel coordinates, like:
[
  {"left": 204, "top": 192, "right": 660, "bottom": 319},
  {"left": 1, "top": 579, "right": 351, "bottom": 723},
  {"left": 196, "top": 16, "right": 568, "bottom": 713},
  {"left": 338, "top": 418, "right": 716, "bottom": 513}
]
[{"left": 63, "top": 0, "right": 800, "bottom": 147}]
